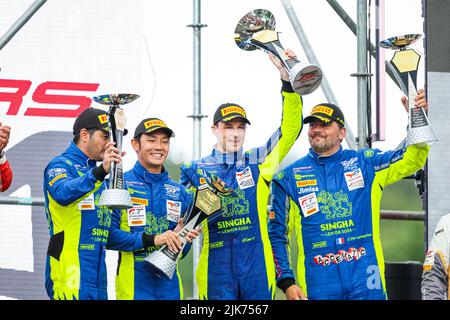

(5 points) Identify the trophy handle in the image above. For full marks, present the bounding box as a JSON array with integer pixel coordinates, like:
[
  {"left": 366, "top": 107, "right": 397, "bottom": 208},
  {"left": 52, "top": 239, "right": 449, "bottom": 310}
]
[{"left": 108, "top": 107, "right": 126, "bottom": 190}]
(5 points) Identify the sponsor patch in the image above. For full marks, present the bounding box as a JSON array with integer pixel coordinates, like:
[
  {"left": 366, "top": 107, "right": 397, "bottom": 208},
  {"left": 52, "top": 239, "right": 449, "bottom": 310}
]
[
  {"left": 314, "top": 247, "right": 366, "bottom": 266},
  {"left": 298, "top": 193, "right": 319, "bottom": 217},
  {"left": 131, "top": 197, "right": 148, "bottom": 206},
  {"left": 297, "top": 186, "right": 319, "bottom": 195},
  {"left": 199, "top": 177, "right": 206, "bottom": 185},
  {"left": 78, "top": 193, "right": 95, "bottom": 210},
  {"left": 166, "top": 200, "right": 182, "bottom": 222},
  {"left": 49, "top": 173, "right": 67, "bottom": 187},
  {"left": 127, "top": 205, "right": 146, "bottom": 226},
  {"left": 236, "top": 167, "right": 255, "bottom": 190},
  {"left": 144, "top": 119, "right": 166, "bottom": 129},
  {"left": 341, "top": 157, "right": 359, "bottom": 170},
  {"left": 296, "top": 179, "right": 317, "bottom": 188},
  {"left": 344, "top": 168, "right": 365, "bottom": 191},
  {"left": 311, "top": 105, "right": 334, "bottom": 116},
  {"left": 221, "top": 106, "right": 246, "bottom": 117},
  {"left": 269, "top": 211, "right": 275, "bottom": 220},
  {"left": 312, "top": 241, "right": 327, "bottom": 249},
  {"left": 364, "top": 150, "right": 375, "bottom": 158},
  {"left": 98, "top": 114, "right": 108, "bottom": 124}
]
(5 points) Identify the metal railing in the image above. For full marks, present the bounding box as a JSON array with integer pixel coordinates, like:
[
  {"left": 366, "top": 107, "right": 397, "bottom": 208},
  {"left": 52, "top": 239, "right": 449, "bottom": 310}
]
[{"left": 0, "top": 196, "right": 425, "bottom": 221}]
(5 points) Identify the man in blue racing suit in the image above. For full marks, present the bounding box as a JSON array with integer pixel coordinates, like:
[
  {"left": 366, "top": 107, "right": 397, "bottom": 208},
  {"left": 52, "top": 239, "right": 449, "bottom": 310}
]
[
  {"left": 268, "top": 90, "right": 431, "bottom": 300},
  {"left": 44, "top": 108, "right": 149, "bottom": 300},
  {"left": 180, "top": 50, "right": 303, "bottom": 300},
  {"left": 108, "top": 118, "right": 199, "bottom": 300}
]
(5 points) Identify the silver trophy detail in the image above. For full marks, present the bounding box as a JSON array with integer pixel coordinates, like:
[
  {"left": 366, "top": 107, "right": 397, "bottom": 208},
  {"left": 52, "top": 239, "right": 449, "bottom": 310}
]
[
  {"left": 144, "top": 173, "right": 233, "bottom": 280},
  {"left": 92, "top": 93, "right": 139, "bottom": 209},
  {"left": 380, "top": 34, "right": 438, "bottom": 146},
  {"left": 234, "top": 8, "right": 322, "bottom": 95}
]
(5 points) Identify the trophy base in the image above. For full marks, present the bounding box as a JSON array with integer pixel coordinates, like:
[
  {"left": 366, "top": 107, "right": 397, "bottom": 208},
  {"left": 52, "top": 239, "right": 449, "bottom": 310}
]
[
  {"left": 289, "top": 62, "right": 322, "bottom": 95},
  {"left": 98, "top": 189, "right": 133, "bottom": 209},
  {"left": 406, "top": 125, "right": 438, "bottom": 147},
  {"left": 144, "top": 250, "right": 176, "bottom": 280}
]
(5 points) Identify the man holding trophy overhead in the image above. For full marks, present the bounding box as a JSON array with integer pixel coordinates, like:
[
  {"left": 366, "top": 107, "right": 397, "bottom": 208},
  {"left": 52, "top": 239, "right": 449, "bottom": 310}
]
[
  {"left": 180, "top": 8, "right": 320, "bottom": 300},
  {"left": 108, "top": 118, "right": 200, "bottom": 300}
]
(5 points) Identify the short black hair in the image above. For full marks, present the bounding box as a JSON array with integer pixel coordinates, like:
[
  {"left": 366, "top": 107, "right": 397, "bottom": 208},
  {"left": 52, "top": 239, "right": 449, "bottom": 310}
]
[{"left": 73, "top": 127, "right": 102, "bottom": 144}]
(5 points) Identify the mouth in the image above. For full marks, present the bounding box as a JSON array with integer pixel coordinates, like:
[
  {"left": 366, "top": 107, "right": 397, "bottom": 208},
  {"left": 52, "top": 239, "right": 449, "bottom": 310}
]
[{"left": 150, "top": 153, "right": 164, "bottom": 159}]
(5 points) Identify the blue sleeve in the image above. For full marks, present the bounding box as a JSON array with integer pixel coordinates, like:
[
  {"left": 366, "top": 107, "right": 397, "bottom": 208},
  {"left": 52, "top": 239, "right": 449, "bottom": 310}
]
[
  {"left": 106, "top": 208, "right": 145, "bottom": 251},
  {"left": 44, "top": 159, "right": 99, "bottom": 206},
  {"left": 360, "top": 144, "right": 429, "bottom": 187},
  {"left": 268, "top": 176, "right": 296, "bottom": 283},
  {"left": 180, "top": 162, "right": 194, "bottom": 188},
  {"left": 180, "top": 187, "right": 195, "bottom": 259}
]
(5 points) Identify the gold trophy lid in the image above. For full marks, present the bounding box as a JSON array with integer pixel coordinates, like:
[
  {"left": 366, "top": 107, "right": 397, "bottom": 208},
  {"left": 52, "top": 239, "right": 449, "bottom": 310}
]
[
  {"left": 92, "top": 94, "right": 140, "bottom": 106},
  {"left": 379, "top": 34, "right": 422, "bottom": 50},
  {"left": 234, "top": 8, "right": 276, "bottom": 51}
]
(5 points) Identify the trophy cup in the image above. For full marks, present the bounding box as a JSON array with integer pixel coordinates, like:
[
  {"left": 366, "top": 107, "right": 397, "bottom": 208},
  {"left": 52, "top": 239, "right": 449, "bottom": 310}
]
[
  {"left": 92, "top": 93, "right": 139, "bottom": 209},
  {"left": 234, "top": 8, "right": 322, "bottom": 95},
  {"left": 379, "top": 34, "right": 438, "bottom": 146},
  {"left": 144, "top": 173, "right": 234, "bottom": 280}
]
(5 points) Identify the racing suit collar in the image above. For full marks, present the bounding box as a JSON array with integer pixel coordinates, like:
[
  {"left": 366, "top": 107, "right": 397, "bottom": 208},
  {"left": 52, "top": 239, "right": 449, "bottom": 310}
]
[
  {"left": 211, "top": 147, "right": 244, "bottom": 164},
  {"left": 308, "top": 145, "right": 343, "bottom": 164},
  {"left": 133, "top": 160, "right": 169, "bottom": 184},
  {"left": 67, "top": 141, "right": 97, "bottom": 168}
]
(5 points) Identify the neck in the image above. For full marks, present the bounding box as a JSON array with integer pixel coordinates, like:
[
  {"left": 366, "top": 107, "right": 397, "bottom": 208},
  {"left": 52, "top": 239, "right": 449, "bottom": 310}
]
[
  {"left": 75, "top": 142, "right": 92, "bottom": 159},
  {"left": 315, "top": 145, "right": 341, "bottom": 157},
  {"left": 141, "top": 161, "right": 163, "bottom": 174}
]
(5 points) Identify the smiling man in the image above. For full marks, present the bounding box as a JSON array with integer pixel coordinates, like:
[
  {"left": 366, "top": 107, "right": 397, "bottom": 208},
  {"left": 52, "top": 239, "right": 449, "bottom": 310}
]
[
  {"left": 180, "top": 50, "right": 304, "bottom": 300},
  {"left": 268, "top": 91, "right": 431, "bottom": 300},
  {"left": 108, "top": 118, "right": 199, "bottom": 300}
]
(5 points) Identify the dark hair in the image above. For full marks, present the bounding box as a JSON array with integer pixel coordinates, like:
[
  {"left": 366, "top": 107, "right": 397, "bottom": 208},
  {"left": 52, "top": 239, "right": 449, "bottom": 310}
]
[{"left": 73, "top": 128, "right": 100, "bottom": 144}]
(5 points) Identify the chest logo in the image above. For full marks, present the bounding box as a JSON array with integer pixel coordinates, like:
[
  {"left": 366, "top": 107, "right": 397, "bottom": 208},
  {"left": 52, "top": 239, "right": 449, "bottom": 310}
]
[
  {"left": 236, "top": 167, "right": 255, "bottom": 190},
  {"left": 298, "top": 193, "right": 320, "bottom": 217},
  {"left": 127, "top": 205, "right": 146, "bottom": 227},
  {"left": 344, "top": 168, "right": 365, "bottom": 191}
]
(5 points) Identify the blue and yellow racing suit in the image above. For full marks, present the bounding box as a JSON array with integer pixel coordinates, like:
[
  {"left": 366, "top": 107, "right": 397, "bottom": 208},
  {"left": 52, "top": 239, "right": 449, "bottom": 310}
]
[
  {"left": 43, "top": 142, "right": 143, "bottom": 300},
  {"left": 268, "top": 144, "right": 430, "bottom": 300},
  {"left": 180, "top": 80, "right": 303, "bottom": 300},
  {"left": 109, "top": 161, "right": 193, "bottom": 300}
]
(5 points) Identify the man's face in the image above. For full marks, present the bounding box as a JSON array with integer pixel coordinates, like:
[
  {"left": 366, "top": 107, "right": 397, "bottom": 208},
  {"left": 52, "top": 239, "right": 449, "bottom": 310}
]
[
  {"left": 86, "top": 129, "right": 111, "bottom": 161},
  {"left": 308, "top": 120, "right": 346, "bottom": 155},
  {"left": 212, "top": 118, "right": 247, "bottom": 153},
  {"left": 132, "top": 131, "right": 170, "bottom": 173}
]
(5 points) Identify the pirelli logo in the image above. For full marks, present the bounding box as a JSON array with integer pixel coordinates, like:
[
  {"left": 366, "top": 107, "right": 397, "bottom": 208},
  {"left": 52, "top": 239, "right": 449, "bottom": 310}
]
[
  {"left": 131, "top": 197, "right": 148, "bottom": 205},
  {"left": 144, "top": 119, "right": 166, "bottom": 129},
  {"left": 311, "top": 106, "right": 334, "bottom": 116},
  {"left": 98, "top": 114, "right": 108, "bottom": 124},
  {"left": 296, "top": 180, "right": 317, "bottom": 187},
  {"left": 49, "top": 174, "right": 67, "bottom": 187},
  {"left": 221, "top": 106, "right": 246, "bottom": 117}
]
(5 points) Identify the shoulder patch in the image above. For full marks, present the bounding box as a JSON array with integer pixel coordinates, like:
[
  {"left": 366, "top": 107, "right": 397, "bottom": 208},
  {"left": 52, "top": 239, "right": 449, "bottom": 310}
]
[
  {"left": 364, "top": 150, "right": 375, "bottom": 158},
  {"left": 183, "top": 161, "right": 193, "bottom": 168},
  {"left": 276, "top": 171, "right": 285, "bottom": 180}
]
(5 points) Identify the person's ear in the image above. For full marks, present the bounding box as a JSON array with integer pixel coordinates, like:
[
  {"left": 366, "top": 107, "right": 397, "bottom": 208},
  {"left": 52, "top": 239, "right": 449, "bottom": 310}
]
[{"left": 131, "top": 137, "right": 140, "bottom": 153}]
